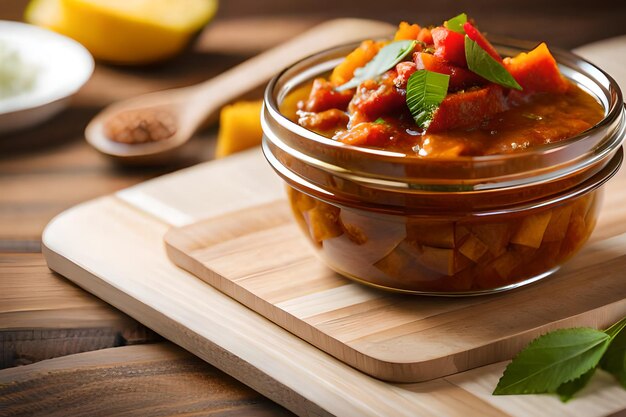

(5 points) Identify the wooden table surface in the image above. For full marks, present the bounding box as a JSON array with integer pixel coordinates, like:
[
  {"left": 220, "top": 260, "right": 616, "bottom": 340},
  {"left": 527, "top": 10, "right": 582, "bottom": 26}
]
[{"left": 1, "top": 0, "right": 625, "bottom": 415}]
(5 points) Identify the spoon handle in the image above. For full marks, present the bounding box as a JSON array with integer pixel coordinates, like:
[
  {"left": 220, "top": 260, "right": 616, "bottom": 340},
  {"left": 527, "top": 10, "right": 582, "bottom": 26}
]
[{"left": 183, "top": 18, "right": 394, "bottom": 126}]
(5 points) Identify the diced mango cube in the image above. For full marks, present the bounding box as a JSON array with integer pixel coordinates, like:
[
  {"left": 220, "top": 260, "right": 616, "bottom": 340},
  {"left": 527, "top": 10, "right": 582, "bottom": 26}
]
[
  {"left": 215, "top": 100, "right": 263, "bottom": 158},
  {"left": 511, "top": 210, "right": 552, "bottom": 248},
  {"left": 305, "top": 202, "right": 343, "bottom": 243},
  {"left": 490, "top": 252, "right": 521, "bottom": 280},
  {"left": 459, "top": 233, "right": 489, "bottom": 262},
  {"left": 417, "top": 246, "right": 455, "bottom": 276},
  {"left": 543, "top": 205, "right": 572, "bottom": 242},
  {"left": 406, "top": 220, "right": 455, "bottom": 248},
  {"left": 470, "top": 222, "right": 511, "bottom": 257}
]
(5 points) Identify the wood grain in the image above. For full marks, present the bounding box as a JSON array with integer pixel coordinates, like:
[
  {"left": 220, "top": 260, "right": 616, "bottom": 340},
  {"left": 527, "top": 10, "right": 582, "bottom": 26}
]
[
  {"left": 0, "top": 343, "right": 293, "bottom": 417},
  {"left": 164, "top": 165, "right": 626, "bottom": 382},
  {"left": 42, "top": 148, "right": 626, "bottom": 416},
  {"left": 0, "top": 252, "right": 160, "bottom": 368}
]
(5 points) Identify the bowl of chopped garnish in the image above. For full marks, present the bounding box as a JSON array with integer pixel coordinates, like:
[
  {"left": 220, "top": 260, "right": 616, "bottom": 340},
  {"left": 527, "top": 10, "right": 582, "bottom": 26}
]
[
  {"left": 0, "top": 20, "right": 93, "bottom": 134},
  {"left": 261, "top": 14, "right": 625, "bottom": 295}
]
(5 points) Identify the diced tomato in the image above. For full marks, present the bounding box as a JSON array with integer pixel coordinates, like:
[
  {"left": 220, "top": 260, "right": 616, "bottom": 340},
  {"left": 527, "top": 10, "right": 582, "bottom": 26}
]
[
  {"left": 503, "top": 43, "right": 570, "bottom": 94},
  {"left": 301, "top": 78, "right": 353, "bottom": 112},
  {"left": 463, "top": 23, "right": 502, "bottom": 62},
  {"left": 432, "top": 27, "right": 467, "bottom": 67},
  {"left": 394, "top": 61, "right": 417, "bottom": 88},
  {"left": 349, "top": 73, "right": 406, "bottom": 121},
  {"left": 417, "top": 27, "right": 433, "bottom": 44},
  {"left": 334, "top": 122, "right": 394, "bottom": 147},
  {"left": 414, "top": 52, "right": 485, "bottom": 91},
  {"left": 427, "top": 85, "right": 507, "bottom": 132}
]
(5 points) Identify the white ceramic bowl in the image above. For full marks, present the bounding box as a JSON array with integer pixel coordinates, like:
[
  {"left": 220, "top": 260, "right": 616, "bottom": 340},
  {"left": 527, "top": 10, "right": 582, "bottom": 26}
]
[{"left": 0, "top": 21, "right": 94, "bottom": 134}]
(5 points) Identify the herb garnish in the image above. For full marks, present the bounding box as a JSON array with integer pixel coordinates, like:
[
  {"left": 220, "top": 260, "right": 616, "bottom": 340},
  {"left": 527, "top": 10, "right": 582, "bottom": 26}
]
[
  {"left": 336, "top": 40, "right": 417, "bottom": 91},
  {"left": 405, "top": 70, "right": 450, "bottom": 129},
  {"left": 494, "top": 316, "right": 626, "bottom": 401},
  {"left": 445, "top": 13, "right": 467, "bottom": 34},
  {"left": 465, "top": 36, "right": 522, "bottom": 90}
]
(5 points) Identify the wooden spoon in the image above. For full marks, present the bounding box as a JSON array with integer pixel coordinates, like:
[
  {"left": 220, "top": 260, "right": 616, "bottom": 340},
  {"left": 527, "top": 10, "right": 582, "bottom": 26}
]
[{"left": 85, "top": 18, "right": 394, "bottom": 164}]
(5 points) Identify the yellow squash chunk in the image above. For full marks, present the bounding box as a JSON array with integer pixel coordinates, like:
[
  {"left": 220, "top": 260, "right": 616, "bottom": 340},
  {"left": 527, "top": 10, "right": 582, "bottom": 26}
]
[
  {"left": 470, "top": 222, "right": 511, "bottom": 257},
  {"left": 305, "top": 203, "right": 343, "bottom": 244},
  {"left": 215, "top": 100, "right": 263, "bottom": 158},
  {"left": 511, "top": 210, "right": 552, "bottom": 248},
  {"left": 543, "top": 205, "right": 572, "bottom": 242},
  {"left": 393, "top": 22, "right": 421, "bottom": 41},
  {"left": 406, "top": 220, "right": 455, "bottom": 248},
  {"left": 330, "top": 40, "right": 384, "bottom": 86},
  {"left": 458, "top": 233, "right": 489, "bottom": 262}
]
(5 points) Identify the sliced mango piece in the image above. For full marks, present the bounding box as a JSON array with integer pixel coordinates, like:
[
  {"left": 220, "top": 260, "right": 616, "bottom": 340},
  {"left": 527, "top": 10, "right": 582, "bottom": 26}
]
[
  {"left": 543, "top": 205, "right": 572, "bottom": 242},
  {"left": 511, "top": 210, "right": 552, "bottom": 248},
  {"left": 329, "top": 40, "right": 384, "bottom": 86},
  {"left": 27, "top": 0, "right": 217, "bottom": 64},
  {"left": 215, "top": 100, "right": 263, "bottom": 158},
  {"left": 406, "top": 220, "right": 455, "bottom": 248}
]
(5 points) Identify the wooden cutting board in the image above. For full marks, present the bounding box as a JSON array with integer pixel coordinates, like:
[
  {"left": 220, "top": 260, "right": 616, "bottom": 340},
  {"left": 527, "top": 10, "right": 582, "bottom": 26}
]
[
  {"left": 43, "top": 147, "right": 626, "bottom": 417},
  {"left": 164, "top": 195, "right": 626, "bottom": 383},
  {"left": 41, "top": 29, "right": 626, "bottom": 415}
]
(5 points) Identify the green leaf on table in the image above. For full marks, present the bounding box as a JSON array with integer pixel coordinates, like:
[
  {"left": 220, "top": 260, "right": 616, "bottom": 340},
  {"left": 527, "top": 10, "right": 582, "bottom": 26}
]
[
  {"left": 336, "top": 40, "right": 416, "bottom": 91},
  {"left": 405, "top": 69, "right": 449, "bottom": 129},
  {"left": 601, "top": 317, "right": 626, "bottom": 388},
  {"left": 445, "top": 13, "right": 467, "bottom": 34},
  {"left": 556, "top": 367, "right": 596, "bottom": 402},
  {"left": 493, "top": 328, "right": 611, "bottom": 395},
  {"left": 465, "top": 36, "right": 522, "bottom": 90}
]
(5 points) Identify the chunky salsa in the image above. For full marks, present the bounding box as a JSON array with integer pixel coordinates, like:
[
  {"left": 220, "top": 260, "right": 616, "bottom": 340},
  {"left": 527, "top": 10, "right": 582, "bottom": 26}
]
[
  {"left": 285, "top": 16, "right": 604, "bottom": 157},
  {"left": 269, "top": 15, "right": 619, "bottom": 294}
]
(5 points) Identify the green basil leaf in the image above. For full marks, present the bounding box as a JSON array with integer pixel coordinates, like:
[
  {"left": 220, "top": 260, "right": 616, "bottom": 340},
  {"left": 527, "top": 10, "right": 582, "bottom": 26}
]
[
  {"left": 336, "top": 40, "right": 416, "bottom": 91},
  {"left": 465, "top": 36, "right": 522, "bottom": 90},
  {"left": 373, "top": 117, "right": 387, "bottom": 125},
  {"left": 406, "top": 69, "right": 449, "bottom": 129},
  {"left": 445, "top": 13, "right": 467, "bottom": 34},
  {"left": 601, "top": 317, "right": 626, "bottom": 388},
  {"left": 605, "top": 316, "right": 626, "bottom": 340},
  {"left": 493, "top": 328, "right": 611, "bottom": 395},
  {"left": 556, "top": 367, "right": 596, "bottom": 402}
]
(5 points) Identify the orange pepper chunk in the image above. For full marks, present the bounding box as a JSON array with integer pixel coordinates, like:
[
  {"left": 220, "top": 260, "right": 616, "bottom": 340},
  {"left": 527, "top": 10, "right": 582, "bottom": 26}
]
[
  {"left": 393, "top": 21, "right": 421, "bottom": 40},
  {"left": 329, "top": 40, "right": 384, "bottom": 87},
  {"left": 503, "top": 43, "right": 570, "bottom": 94}
]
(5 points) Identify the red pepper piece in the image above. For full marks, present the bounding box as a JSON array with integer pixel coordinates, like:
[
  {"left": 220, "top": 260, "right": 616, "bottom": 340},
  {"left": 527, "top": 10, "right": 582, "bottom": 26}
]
[
  {"left": 463, "top": 22, "right": 502, "bottom": 63},
  {"left": 432, "top": 27, "right": 467, "bottom": 67},
  {"left": 414, "top": 52, "right": 485, "bottom": 91},
  {"left": 503, "top": 43, "right": 570, "bottom": 94},
  {"left": 302, "top": 78, "right": 353, "bottom": 112},
  {"left": 427, "top": 84, "right": 507, "bottom": 132}
]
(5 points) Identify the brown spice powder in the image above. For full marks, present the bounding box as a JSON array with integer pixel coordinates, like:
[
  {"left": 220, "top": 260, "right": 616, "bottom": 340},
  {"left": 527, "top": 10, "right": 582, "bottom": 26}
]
[{"left": 105, "top": 109, "right": 177, "bottom": 144}]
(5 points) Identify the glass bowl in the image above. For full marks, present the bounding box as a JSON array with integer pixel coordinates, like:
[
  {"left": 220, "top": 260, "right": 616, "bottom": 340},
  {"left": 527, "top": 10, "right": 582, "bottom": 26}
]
[{"left": 261, "top": 39, "right": 626, "bottom": 295}]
